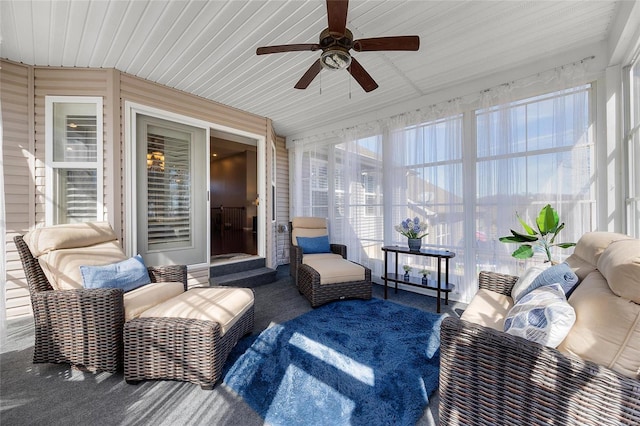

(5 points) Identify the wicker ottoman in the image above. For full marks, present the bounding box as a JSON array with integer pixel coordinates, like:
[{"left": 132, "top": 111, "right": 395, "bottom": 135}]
[
  {"left": 297, "top": 258, "right": 372, "bottom": 308},
  {"left": 123, "top": 287, "right": 254, "bottom": 389}
]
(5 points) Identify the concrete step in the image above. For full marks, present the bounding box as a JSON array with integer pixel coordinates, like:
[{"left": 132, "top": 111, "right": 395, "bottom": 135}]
[
  {"left": 209, "top": 266, "right": 277, "bottom": 288},
  {"left": 210, "top": 257, "right": 265, "bottom": 277}
]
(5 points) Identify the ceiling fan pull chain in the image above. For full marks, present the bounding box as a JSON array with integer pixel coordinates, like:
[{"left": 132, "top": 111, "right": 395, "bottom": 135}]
[
  {"left": 320, "top": 71, "right": 322, "bottom": 95},
  {"left": 349, "top": 64, "right": 352, "bottom": 100}
]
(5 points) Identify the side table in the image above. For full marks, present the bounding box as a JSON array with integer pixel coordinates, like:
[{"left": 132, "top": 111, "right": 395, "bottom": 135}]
[{"left": 381, "top": 245, "right": 456, "bottom": 313}]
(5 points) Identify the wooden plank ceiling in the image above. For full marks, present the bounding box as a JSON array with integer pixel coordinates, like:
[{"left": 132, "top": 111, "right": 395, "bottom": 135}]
[{"left": 0, "top": 0, "right": 622, "bottom": 137}]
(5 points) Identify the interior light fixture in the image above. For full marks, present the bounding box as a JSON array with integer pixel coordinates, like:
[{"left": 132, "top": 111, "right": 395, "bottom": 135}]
[
  {"left": 147, "top": 151, "right": 165, "bottom": 171},
  {"left": 320, "top": 48, "right": 351, "bottom": 70},
  {"left": 68, "top": 122, "right": 78, "bottom": 128}
]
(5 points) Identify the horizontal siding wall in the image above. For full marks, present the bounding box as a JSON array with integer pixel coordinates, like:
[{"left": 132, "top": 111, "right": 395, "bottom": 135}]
[
  {"left": 2, "top": 61, "right": 33, "bottom": 318},
  {"left": 119, "top": 73, "right": 267, "bottom": 137},
  {"left": 275, "top": 135, "right": 290, "bottom": 265}
]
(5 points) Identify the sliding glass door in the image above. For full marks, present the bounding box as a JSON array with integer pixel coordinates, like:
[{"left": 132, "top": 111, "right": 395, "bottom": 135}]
[{"left": 136, "top": 114, "right": 207, "bottom": 266}]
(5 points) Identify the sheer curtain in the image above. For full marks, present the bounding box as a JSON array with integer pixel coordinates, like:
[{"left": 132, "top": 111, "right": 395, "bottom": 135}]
[{"left": 476, "top": 83, "right": 593, "bottom": 276}]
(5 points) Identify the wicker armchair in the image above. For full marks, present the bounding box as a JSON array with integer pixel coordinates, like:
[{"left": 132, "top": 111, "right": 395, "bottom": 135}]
[
  {"left": 439, "top": 271, "right": 640, "bottom": 425},
  {"left": 14, "top": 233, "right": 187, "bottom": 373},
  {"left": 289, "top": 217, "right": 347, "bottom": 283}
]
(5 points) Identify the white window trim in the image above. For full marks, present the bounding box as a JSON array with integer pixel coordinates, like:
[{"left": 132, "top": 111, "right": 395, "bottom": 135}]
[
  {"left": 44, "top": 96, "right": 104, "bottom": 226},
  {"left": 271, "top": 141, "right": 277, "bottom": 223}
]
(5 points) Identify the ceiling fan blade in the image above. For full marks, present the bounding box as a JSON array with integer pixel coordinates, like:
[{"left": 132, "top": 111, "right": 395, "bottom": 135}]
[
  {"left": 348, "top": 57, "right": 378, "bottom": 92},
  {"left": 326, "top": 0, "right": 349, "bottom": 35},
  {"left": 256, "top": 44, "right": 320, "bottom": 55},
  {"left": 294, "top": 59, "right": 323, "bottom": 89},
  {"left": 353, "top": 36, "right": 420, "bottom": 52}
]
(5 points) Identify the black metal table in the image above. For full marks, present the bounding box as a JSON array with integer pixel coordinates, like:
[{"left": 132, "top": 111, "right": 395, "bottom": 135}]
[{"left": 381, "top": 245, "right": 456, "bottom": 313}]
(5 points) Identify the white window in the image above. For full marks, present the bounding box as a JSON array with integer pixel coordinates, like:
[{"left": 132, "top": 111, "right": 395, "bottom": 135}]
[
  {"left": 45, "top": 96, "right": 103, "bottom": 225},
  {"left": 625, "top": 55, "right": 640, "bottom": 237},
  {"left": 476, "top": 84, "right": 594, "bottom": 266}
]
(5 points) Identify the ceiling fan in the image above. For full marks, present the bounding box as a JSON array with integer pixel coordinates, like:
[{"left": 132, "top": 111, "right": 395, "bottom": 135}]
[{"left": 256, "top": 0, "right": 420, "bottom": 93}]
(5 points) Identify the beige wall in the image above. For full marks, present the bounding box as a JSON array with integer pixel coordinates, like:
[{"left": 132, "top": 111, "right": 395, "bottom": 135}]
[
  {"left": 2, "top": 60, "right": 286, "bottom": 319},
  {"left": 2, "top": 61, "right": 33, "bottom": 318},
  {"left": 275, "top": 135, "right": 290, "bottom": 265}
]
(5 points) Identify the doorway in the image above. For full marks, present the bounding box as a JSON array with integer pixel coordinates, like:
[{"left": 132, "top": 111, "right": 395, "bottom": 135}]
[{"left": 210, "top": 130, "right": 259, "bottom": 263}]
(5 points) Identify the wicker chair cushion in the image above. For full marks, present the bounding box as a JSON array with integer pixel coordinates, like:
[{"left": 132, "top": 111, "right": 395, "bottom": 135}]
[
  {"left": 559, "top": 270, "right": 640, "bottom": 378},
  {"left": 38, "top": 240, "right": 128, "bottom": 290},
  {"left": 460, "top": 289, "right": 514, "bottom": 331},
  {"left": 302, "top": 258, "right": 364, "bottom": 285},
  {"left": 123, "top": 281, "right": 185, "bottom": 321},
  {"left": 292, "top": 217, "right": 327, "bottom": 229},
  {"left": 302, "top": 253, "right": 344, "bottom": 263},
  {"left": 504, "top": 283, "right": 576, "bottom": 348},
  {"left": 139, "top": 287, "right": 254, "bottom": 335},
  {"left": 24, "top": 221, "right": 117, "bottom": 257},
  {"left": 597, "top": 239, "right": 640, "bottom": 303},
  {"left": 291, "top": 217, "right": 328, "bottom": 247},
  {"left": 568, "top": 231, "right": 631, "bottom": 271}
]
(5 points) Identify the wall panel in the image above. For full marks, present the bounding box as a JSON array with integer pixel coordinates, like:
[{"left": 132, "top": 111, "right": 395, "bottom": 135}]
[
  {"left": 275, "top": 135, "right": 290, "bottom": 265},
  {"left": 2, "top": 60, "right": 33, "bottom": 318}
]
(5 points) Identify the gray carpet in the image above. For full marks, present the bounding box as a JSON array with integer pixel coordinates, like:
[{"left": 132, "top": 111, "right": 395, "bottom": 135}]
[{"left": 0, "top": 266, "right": 466, "bottom": 426}]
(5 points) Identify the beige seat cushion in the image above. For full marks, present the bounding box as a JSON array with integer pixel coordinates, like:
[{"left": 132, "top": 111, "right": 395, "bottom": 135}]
[
  {"left": 303, "top": 258, "right": 365, "bottom": 285},
  {"left": 302, "top": 253, "right": 344, "bottom": 263},
  {"left": 139, "top": 287, "right": 254, "bottom": 335},
  {"left": 38, "top": 240, "right": 127, "bottom": 290},
  {"left": 558, "top": 271, "right": 640, "bottom": 379},
  {"left": 597, "top": 239, "right": 640, "bottom": 303},
  {"left": 24, "top": 221, "right": 117, "bottom": 257},
  {"left": 460, "top": 289, "right": 514, "bottom": 332},
  {"left": 123, "top": 281, "right": 185, "bottom": 321}
]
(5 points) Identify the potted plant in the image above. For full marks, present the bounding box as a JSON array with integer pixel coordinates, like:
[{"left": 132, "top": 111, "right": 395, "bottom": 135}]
[
  {"left": 498, "top": 204, "right": 576, "bottom": 263},
  {"left": 395, "top": 217, "right": 429, "bottom": 251},
  {"left": 420, "top": 269, "right": 430, "bottom": 285},
  {"left": 402, "top": 265, "right": 412, "bottom": 281}
]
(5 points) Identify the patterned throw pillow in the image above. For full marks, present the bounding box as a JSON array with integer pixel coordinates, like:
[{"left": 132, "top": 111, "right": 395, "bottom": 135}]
[{"left": 504, "top": 283, "right": 576, "bottom": 348}]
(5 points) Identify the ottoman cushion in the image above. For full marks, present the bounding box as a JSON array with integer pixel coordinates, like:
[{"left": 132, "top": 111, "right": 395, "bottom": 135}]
[
  {"left": 123, "top": 281, "right": 185, "bottom": 321},
  {"left": 139, "top": 287, "right": 254, "bottom": 335},
  {"left": 303, "top": 258, "right": 365, "bottom": 284}
]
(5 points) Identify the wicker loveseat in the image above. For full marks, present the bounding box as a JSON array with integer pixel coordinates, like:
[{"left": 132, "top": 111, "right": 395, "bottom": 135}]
[
  {"left": 14, "top": 222, "right": 187, "bottom": 373},
  {"left": 439, "top": 232, "right": 640, "bottom": 425}
]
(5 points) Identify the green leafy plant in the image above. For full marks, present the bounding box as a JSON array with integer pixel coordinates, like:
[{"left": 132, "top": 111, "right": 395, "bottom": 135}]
[
  {"left": 498, "top": 204, "right": 576, "bottom": 263},
  {"left": 402, "top": 265, "right": 412, "bottom": 273}
]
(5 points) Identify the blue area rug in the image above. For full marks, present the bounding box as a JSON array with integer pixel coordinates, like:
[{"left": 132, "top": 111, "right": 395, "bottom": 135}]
[{"left": 223, "top": 298, "right": 443, "bottom": 426}]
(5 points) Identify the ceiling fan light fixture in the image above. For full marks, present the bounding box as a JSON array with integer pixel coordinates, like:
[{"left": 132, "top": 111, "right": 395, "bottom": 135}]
[{"left": 320, "top": 48, "right": 351, "bottom": 70}]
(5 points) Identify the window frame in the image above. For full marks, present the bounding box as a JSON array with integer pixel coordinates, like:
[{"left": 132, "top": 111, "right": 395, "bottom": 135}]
[
  {"left": 45, "top": 96, "right": 104, "bottom": 225},
  {"left": 624, "top": 53, "right": 640, "bottom": 237}
]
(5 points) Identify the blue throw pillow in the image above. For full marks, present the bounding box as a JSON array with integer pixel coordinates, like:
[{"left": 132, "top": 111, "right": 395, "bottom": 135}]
[
  {"left": 296, "top": 235, "right": 331, "bottom": 254},
  {"left": 532, "top": 262, "right": 580, "bottom": 297},
  {"left": 80, "top": 255, "right": 151, "bottom": 292},
  {"left": 513, "top": 262, "right": 580, "bottom": 303}
]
